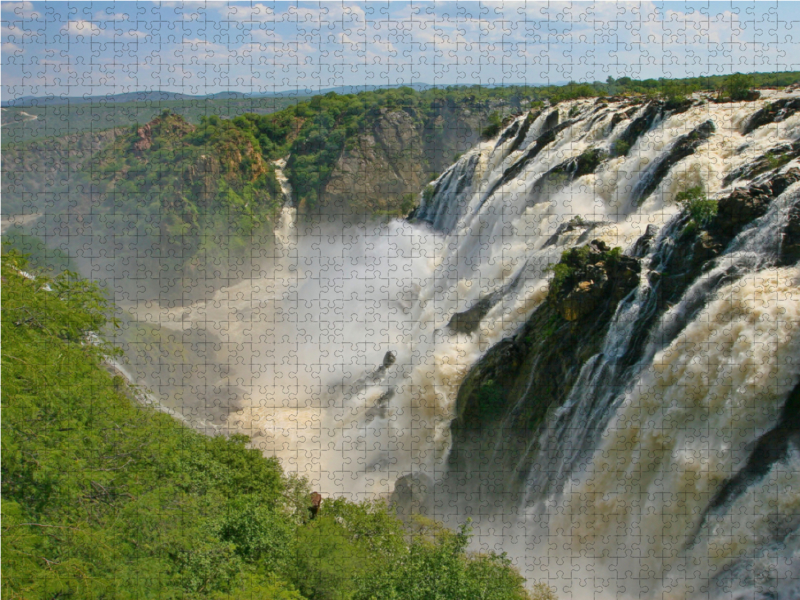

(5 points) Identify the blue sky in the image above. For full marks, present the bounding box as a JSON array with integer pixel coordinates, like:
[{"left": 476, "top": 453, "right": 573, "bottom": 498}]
[{"left": 3, "top": 1, "right": 800, "bottom": 99}]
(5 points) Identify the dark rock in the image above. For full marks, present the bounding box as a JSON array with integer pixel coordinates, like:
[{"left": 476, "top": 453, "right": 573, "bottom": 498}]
[
  {"left": 572, "top": 148, "right": 609, "bottom": 178},
  {"left": 542, "top": 109, "right": 560, "bottom": 132},
  {"left": 612, "top": 101, "right": 664, "bottom": 157},
  {"left": 548, "top": 240, "right": 640, "bottom": 321},
  {"left": 780, "top": 201, "right": 800, "bottom": 265},
  {"left": 494, "top": 119, "right": 521, "bottom": 148},
  {"left": 631, "top": 224, "right": 659, "bottom": 258},
  {"left": 542, "top": 217, "right": 608, "bottom": 249},
  {"left": 525, "top": 148, "right": 609, "bottom": 207},
  {"left": 391, "top": 473, "right": 436, "bottom": 518},
  {"left": 447, "top": 296, "right": 495, "bottom": 335},
  {"left": 448, "top": 245, "right": 641, "bottom": 498},
  {"left": 631, "top": 120, "right": 716, "bottom": 205},
  {"left": 688, "top": 380, "right": 800, "bottom": 547},
  {"left": 382, "top": 351, "right": 397, "bottom": 368},
  {"left": 507, "top": 110, "right": 539, "bottom": 154},
  {"left": 722, "top": 141, "right": 800, "bottom": 187},
  {"left": 742, "top": 98, "right": 800, "bottom": 135},
  {"left": 482, "top": 119, "right": 576, "bottom": 202},
  {"left": 716, "top": 168, "right": 800, "bottom": 236},
  {"left": 664, "top": 97, "right": 695, "bottom": 114}
]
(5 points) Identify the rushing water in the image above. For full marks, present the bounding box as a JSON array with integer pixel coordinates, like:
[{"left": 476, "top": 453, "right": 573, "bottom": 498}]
[{"left": 117, "top": 91, "right": 800, "bottom": 598}]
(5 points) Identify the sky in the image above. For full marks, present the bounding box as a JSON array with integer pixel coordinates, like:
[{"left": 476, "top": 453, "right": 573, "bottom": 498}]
[{"left": 3, "top": 1, "right": 800, "bottom": 100}]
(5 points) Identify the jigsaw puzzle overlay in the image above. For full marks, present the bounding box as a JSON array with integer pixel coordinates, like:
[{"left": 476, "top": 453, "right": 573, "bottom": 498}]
[{"left": 4, "top": 2, "right": 800, "bottom": 599}]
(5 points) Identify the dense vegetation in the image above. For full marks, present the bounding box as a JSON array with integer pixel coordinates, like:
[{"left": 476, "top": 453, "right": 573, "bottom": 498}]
[
  {"left": 0, "top": 95, "right": 307, "bottom": 146},
  {"left": 1, "top": 251, "right": 548, "bottom": 600},
  {"left": 81, "top": 111, "right": 285, "bottom": 273}
]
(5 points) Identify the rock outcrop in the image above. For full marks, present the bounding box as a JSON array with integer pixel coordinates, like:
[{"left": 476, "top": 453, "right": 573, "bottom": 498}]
[
  {"left": 548, "top": 240, "right": 641, "bottom": 321},
  {"left": 312, "top": 98, "right": 517, "bottom": 217},
  {"left": 742, "top": 97, "right": 800, "bottom": 135},
  {"left": 631, "top": 119, "right": 716, "bottom": 205}
]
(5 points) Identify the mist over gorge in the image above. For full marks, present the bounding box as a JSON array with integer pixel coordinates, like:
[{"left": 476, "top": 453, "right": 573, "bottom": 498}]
[{"left": 6, "top": 82, "right": 800, "bottom": 599}]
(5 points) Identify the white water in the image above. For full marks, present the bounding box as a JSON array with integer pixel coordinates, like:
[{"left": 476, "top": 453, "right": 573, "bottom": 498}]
[{"left": 119, "top": 91, "right": 800, "bottom": 598}]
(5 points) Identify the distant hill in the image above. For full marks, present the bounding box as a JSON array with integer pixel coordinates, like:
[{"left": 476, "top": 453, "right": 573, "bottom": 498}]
[{"left": 1, "top": 83, "right": 437, "bottom": 108}]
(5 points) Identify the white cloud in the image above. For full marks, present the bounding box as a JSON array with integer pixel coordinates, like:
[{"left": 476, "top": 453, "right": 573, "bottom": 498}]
[
  {"left": 1, "top": 40, "right": 21, "bottom": 53},
  {"left": 1, "top": 1, "right": 39, "bottom": 20},
  {"left": 62, "top": 20, "right": 103, "bottom": 38}
]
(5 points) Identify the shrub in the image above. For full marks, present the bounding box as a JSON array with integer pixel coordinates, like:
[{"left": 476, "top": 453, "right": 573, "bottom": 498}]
[
  {"left": 612, "top": 138, "right": 631, "bottom": 157},
  {"left": 676, "top": 186, "right": 717, "bottom": 228},
  {"left": 422, "top": 183, "right": 436, "bottom": 203},
  {"left": 482, "top": 111, "right": 503, "bottom": 139},
  {"left": 718, "top": 73, "right": 755, "bottom": 101}
]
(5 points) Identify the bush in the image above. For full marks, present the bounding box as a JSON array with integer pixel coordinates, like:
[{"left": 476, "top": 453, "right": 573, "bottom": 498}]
[
  {"left": 611, "top": 138, "right": 630, "bottom": 157},
  {"left": 676, "top": 186, "right": 717, "bottom": 228},
  {"left": 718, "top": 73, "right": 755, "bottom": 101},
  {"left": 482, "top": 111, "right": 503, "bottom": 139}
]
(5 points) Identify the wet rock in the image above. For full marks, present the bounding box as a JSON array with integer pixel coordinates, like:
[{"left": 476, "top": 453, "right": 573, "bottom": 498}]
[
  {"left": 549, "top": 240, "right": 641, "bottom": 322},
  {"left": 722, "top": 141, "right": 800, "bottom": 186},
  {"left": 494, "top": 119, "right": 521, "bottom": 147},
  {"left": 391, "top": 473, "right": 435, "bottom": 518},
  {"left": 382, "top": 351, "right": 397, "bottom": 368},
  {"left": 572, "top": 148, "right": 609, "bottom": 178},
  {"left": 716, "top": 168, "right": 800, "bottom": 236},
  {"left": 542, "top": 109, "right": 560, "bottom": 133},
  {"left": 631, "top": 119, "right": 715, "bottom": 205},
  {"left": 483, "top": 119, "right": 575, "bottom": 202},
  {"left": 631, "top": 224, "right": 659, "bottom": 258},
  {"left": 365, "top": 388, "right": 395, "bottom": 422},
  {"left": 542, "top": 217, "right": 608, "bottom": 249},
  {"left": 742, "top": 98, "right": 800, "bottom": 135},
  {"left": 447, "top": 296, "right": 495, "bottom": 335},
  {"left": 664, "top": 97, "right": 695, "bottom": 114},
  {"left": 526, "top": 148, "right": 609, "bottom": 207},
  {"left": 780, "top": 201, "right": 800, "bottom": 265},
  {"left": 449, "top": 245, "right": 640, "bottom": 498},
  {"left": 507, "top": 110, "right": 539, "bottom": 154},
  {"left": 612, "top": 101, "right": 664, "bottom": 157}
]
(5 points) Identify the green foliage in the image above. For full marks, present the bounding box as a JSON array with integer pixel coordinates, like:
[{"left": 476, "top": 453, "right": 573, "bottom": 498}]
[
  {"left": 1, "top": 254, "right": 540, "bottom": 600},
  {"left": 350, "top": 518, "right": 532, "bottom": 600},
  {"left": 547, "top": 244, "right": 623, "bottom": 299},
  {"left": 549, "top": 262, "right": 574, "bottom": 297},
  {"left": 81, "top": 112, "right": 283, "bottom": 273},
  {"left": 718, "top": 73, "right": 756, "bottom": 101},
  {"left": 1, "top": 251, "right": 295, "bottom": 599},
  {"left": 475, "top": 380, "right": 506, "bottom": 421},
  {"left": 423, "top": 183, "right": 436, "bottom": 205},
  {"left": 675, "top": 186, "right": 717, "bottom": 228},
  {"left": 661, "top": 80, "right": 699, "bottom": 108},
  {"left": 482, "top": 111, "right": 503, "bottom": 139},
  {"left": 1, "top": 227, "right": 79, "bottom": 274},
  {"left": 568, "top": 104, "right": 581, "bottom": 118},
  {"left": 611, "top": 138, "right": 631, "bottom": 157}
]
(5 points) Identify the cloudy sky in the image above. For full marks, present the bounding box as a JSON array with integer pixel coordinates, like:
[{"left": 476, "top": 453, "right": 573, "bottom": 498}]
[{"left": 3, "top": 1, "right": 800, "bottom": 99}]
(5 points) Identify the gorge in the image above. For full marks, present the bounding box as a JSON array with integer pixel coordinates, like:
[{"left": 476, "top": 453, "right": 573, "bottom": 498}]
[{"left": 6, "top": 87, "right": 800, "bottom": 599}]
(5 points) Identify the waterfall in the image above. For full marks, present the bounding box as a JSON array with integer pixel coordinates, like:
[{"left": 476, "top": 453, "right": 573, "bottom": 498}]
[{"left": 119, "top": 91, "right": 800, "bottom": 598}]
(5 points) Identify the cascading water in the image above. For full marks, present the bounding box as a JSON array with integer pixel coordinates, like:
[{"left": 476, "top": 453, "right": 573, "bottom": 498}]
[{"left": 120, "top": 91, "right": 800, "bottom": 598}]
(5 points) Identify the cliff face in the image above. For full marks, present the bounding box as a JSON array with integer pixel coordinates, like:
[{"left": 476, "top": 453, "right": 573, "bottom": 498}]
[{"left": 307, "top": 99, "right": 509, "bottom": 217}]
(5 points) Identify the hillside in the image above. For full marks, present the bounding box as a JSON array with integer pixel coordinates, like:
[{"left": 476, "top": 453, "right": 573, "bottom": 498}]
[{"left": 0, "top": 251, "right": 544, "bottom": 600}]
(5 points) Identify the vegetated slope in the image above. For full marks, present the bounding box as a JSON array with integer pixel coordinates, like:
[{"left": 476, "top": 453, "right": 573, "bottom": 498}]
[
  {"left": 0, "top": 252, "right": 546, "bottom": 600},
  {"left": 0, "top": 95, "right": 306, "bottom": 145},
  {"left": 1, "top": 127, "right": 125, "bottom": 215}
]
